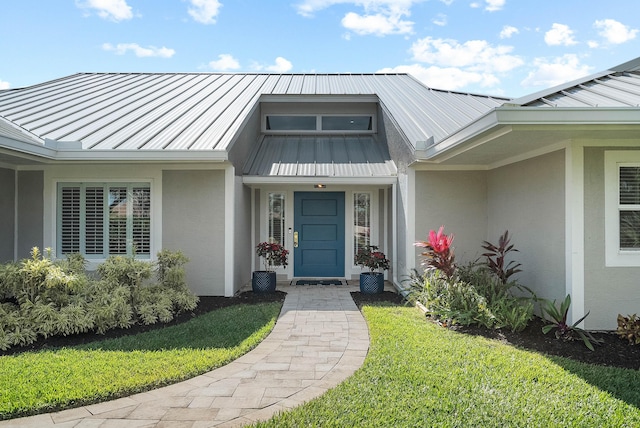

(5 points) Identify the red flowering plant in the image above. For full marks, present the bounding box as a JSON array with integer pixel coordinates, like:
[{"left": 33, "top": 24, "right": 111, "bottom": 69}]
[
  {"left": 415, "top": 226, "right": 456, "bottom": 279},
  {"left": 256, "top": 242, "right": 289, "bottom": 272},
  {"left": 355, "top": 245, "right": 390, "bottom": 273}
]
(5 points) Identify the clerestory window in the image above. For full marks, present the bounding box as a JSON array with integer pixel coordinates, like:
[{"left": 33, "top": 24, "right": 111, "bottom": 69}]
[{"left": 265, "top": 114, "right": 374, "bottom": 133}]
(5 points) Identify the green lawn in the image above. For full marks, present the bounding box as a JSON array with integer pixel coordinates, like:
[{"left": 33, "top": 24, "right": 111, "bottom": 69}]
[
  {"left": 0, "top": 302, "right": 282, "bottom": 420},
  {"left": 256, "top": 303, "right": 640, "bottom": 427}
]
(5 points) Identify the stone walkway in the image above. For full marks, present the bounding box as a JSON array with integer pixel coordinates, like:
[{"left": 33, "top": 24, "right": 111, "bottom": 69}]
[{"left": 1, "top": 285, "right": 370, "bottom": 427}]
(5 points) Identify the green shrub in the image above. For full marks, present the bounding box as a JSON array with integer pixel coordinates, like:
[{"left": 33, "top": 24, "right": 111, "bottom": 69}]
[
  {"left": 406, "top": 267, "right": 533, "bottom": 332},
  {"left": 0, "top": 248, "right": 199, "bottom": 350}
]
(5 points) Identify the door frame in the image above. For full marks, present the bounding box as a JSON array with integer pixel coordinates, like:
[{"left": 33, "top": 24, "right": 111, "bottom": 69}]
[{"left": 254, "top": 185, "right": 385, "bottom": 280}]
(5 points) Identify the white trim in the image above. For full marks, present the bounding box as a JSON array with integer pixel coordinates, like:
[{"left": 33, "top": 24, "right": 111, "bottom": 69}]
[
  {"left": 604, "top": 151, "right": 640, "bottom": 267},
  {"left": 406, "top": 168, "right": 416, "bottom": 274},
  {"left": 392, "top": 183, "right": 398, "bottom": 287},
  {"left": 243, "top": 176, "right": 396, "bottom": 185},
  {"left": 13, "top": 169, "right": 18, "bottom": 261},
  {"left": 224, "top": 166, "right": 235, "bottom": 297},
  {"left": 566, "top": 142, "right": 585, "bottom": 326},
  {"left": 43, "top": 165, "right": 163, "bottom": 269}
]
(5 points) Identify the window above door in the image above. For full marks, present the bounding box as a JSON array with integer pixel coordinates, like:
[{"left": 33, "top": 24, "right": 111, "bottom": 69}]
[{"left": 264, "top": 114, "right": 374, "bottom": 133}]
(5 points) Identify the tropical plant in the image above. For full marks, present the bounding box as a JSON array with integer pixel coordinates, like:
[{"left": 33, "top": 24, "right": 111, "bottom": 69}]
[
  {"left": 355, "top": 245, "right": 390, "bottom": 273},
  {"left": 540, "top": 294, "right": 602, "bottom": 351},
  {"left": 481, "top": 230, "right": 522, "bottom": 284},
  {"left": 415, "top": 226, "right": 456, "bottom": 279},
  {"left": 256, "top": 242, "right": 289, "bottom": 272},
  {"left": 617, "top": 314, "right": 640, "bottom": 345}
]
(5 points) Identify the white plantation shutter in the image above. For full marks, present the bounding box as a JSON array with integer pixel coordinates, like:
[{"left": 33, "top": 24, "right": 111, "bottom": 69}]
[
  {"left": 59, "top": 186, "right": 81, "bottom": 254},
  {"left": 108, "top": 187, "right": 128, "bottom": 255},
  {"left": 57, "top": 183, "right": 151, "bottom": 258},
  {"left": 85, "top": 186, "right": 105, "bottom": 254},
  {"left": 132, "top": 187, "right": 151, "bottom": 255},
  {"left": 619, "top": 167, "right": 640, "bottom": 250}
]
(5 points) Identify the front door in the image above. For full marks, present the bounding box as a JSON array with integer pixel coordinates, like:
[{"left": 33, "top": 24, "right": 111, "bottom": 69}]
[{"left": 294, "top": 192, "right": 345, "bottom": 277}]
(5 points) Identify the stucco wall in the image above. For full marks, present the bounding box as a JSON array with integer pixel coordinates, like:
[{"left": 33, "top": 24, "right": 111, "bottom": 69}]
[
  {"left": 163, "top": 169, "right": 225, "bottom": 296},
  {"left": 0, "top": 168, "right": 15, "bottom": 262},
  {"left": 17, "top": 170, "right": 43, "bottom": 259},
  {"left": 584, "top": 147, "right": 640, "bottom": 330},
  {"left": 414, "top": 170, "right": 488, "bottom": 268},
  {"left": 487, "top": 150, "right": 565, "bottom": 303}
]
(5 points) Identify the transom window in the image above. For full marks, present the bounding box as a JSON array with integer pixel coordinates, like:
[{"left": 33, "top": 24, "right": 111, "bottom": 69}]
[
  {"left": 265, "top": 115, "right": 374, "bottom": 133},
  {"left": 57, "top": 182, "right": 151, "bottom": 258}
]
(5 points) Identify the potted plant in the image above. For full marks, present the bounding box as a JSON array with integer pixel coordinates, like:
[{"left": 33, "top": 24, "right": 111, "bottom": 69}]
[
  {"left": 355, "top": 245, "right": 390, "bottom": 294},
  {"left": 253, "top": 242, "right": 289, "bottom": 293}
]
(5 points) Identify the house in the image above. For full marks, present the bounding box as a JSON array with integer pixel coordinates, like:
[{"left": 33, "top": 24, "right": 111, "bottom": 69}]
[{"left": 1, "top": 57, "right": 639, "bottom": 330}]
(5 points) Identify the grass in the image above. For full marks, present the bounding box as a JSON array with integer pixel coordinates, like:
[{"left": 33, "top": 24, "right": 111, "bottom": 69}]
[
  {"left": 255, "top": 303, "right": 640, "bottom": 427},
  {"left": 0, "top": 302, "right": 282, "bottom": 420}
]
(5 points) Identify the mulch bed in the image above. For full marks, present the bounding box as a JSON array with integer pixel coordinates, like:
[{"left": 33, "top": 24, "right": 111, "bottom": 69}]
[{"left": 4, "top": 289, "right": 640, "bottom": 371}]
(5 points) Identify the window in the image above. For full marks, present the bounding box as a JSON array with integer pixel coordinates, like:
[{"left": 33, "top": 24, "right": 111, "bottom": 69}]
[
  {"left": 265, "top": 114, "right": 374, "bottom": 133},
  {"left": 322, "top": 116, "right": 372, "bottom": 131},
  {"left": 57, "top": 183, "right": 151, "bottom": 258},
  {"left": 268, "top": 193, "right": 286, "bottom": 245},
  {"left": 354, "top": 192, "right": 371, "bottom": 260},
  {"left": 605, "top": 152, "right": 640, "bottom": 266},
  {"left": 619, "top": 166, "right": 640, "bottom": 250},
  {"left": 266, "top": 116, "right": 316, "bottom": 131}
]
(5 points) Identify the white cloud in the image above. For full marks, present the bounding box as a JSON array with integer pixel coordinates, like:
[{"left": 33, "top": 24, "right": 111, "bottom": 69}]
[
  {"left": 294, "top": 0, "right": 422, "bottom": 35},
  {"left": 342, "top": 11, "right": 413, "bottom": 35},
  {"left": 521, "top": 54, "right": 593, "bottom": 88},
  {"left": 102, "top": 43, "right": 175, "bottom": 58},
  {"left": 410, "top": 37, "right": 523, "bottom": 73},
  {"left": 484, "top": 0, "right": 505, "bottom": 12},
  {"left": 432, "top": 13, "right": 447, "bottom": 27},
  {"left": 544, "top": 23, "right": 577, "bottom": 46},
  {"left": 187, "top": 0, "right": 222, "bottom": 24},
  {"left": 439, "top": 0, "right": 453, "bottom": 5},
  {"left": 208, "top": 54, "right": 240, "bottom": 71},
  {"left": 594, "top": 19, "right": 638, "bottom": 44},
  {"left": 377, "top": 64, "right": 499, "bottom": 91},
  {"left": 0, "top": 79, "right": 10, "bottom": 90},
  {"left": 499, "top": 25, "right": 518, "bottom": 39},
  {"left": 266, "top": 57, "right": 293, "bottom": 73},
  {"left": 587, "top": 40, "right": 599, "bottom": 48},
  {"left": 76, "top": 0, "right": 133, "bottom": 22}
]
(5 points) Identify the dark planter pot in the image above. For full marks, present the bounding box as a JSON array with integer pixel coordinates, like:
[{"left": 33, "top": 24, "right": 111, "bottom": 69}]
[
  {"left": 359, "top": 272, "right": 384, "bottom": 294},
  {"left": 252, "top": 271, "right": 277, "bottom": 293}
]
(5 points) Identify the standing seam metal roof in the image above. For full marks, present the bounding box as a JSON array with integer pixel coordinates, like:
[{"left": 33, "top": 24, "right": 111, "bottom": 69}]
[{"left": 0, "top": 73, "right": 507, "bottom": 152}]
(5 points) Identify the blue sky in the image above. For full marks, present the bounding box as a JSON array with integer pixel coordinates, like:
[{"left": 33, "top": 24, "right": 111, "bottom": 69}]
[{"left": 1, "top": 0, "right": 639, "bottom": 97}]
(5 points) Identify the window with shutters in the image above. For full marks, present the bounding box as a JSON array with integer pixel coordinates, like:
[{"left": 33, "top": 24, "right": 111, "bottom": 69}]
[
  {"left": 57, "top": 183, "right": 151, "bottom": 258},
  {"left": 605, "top": 152, "right": 640, "bottom": 266}
]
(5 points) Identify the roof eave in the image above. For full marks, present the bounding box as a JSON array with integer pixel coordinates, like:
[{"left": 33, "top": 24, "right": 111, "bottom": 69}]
[{"left": 418, "top": 106, "right": 640, "bottom": 162}]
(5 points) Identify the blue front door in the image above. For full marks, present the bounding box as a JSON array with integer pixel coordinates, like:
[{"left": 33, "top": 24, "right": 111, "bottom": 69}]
[{"left": 294, "top": 192, "right": 345, "bottom": 277}]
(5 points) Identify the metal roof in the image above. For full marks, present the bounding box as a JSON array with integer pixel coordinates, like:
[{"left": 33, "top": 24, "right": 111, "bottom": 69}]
[
  {"left": 0, "top": 73, "right": 507, "bottom": 153},
  {"left": 513, "top": 57, "right": 640, "bottom": 108},
  {"left": 243, "top": 134, "right": 397, "bottom": 177}
]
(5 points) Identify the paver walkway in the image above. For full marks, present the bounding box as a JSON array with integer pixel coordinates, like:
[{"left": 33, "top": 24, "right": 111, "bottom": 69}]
[{"left": 2, "top": 285, "right": 370, "bottom": 427}]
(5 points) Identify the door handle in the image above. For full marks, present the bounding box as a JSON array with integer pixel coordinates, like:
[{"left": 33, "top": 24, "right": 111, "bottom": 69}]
[{"left": 293, "top": 231, "right": 299, "bottom": 248}]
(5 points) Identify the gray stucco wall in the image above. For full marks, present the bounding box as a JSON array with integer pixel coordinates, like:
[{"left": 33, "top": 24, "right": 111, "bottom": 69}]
[
  {"left": 0, "top": 168, "right": 15, "bottom": 262},
  {"left": 487, "top": 150, "right": 565, "bottom": 303},
  {"left": 414, "top": 170, "right": 488, "bottom": 267},
  {"left": 163, "top": 169, "right": 225, "bottom": 296},
  {"left": 17, "top": 170, "right": 44, "bottom": 259},
  {"left": 584, "top": 147, "right": 640, "bottom": 330}
]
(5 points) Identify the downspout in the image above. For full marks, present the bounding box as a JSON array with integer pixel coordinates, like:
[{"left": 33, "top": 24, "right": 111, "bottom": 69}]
[{"left": 14, "top": 169, "right": 18, "bottom": 261}]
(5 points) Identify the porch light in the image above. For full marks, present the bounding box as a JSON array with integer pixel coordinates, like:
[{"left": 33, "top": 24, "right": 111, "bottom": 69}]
[{"left": 314, "top": 184, "right": 326, "bottom": 189}]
